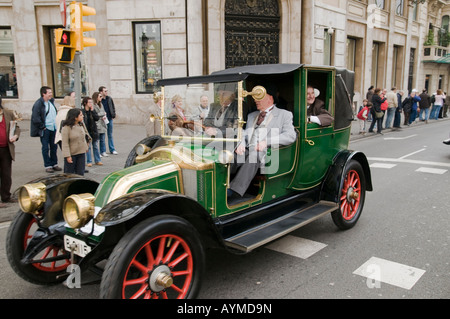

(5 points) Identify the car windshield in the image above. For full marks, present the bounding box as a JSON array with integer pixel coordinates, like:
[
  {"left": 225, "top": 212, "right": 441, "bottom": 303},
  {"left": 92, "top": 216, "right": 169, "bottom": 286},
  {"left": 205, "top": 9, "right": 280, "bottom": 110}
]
[{"left": 157, "top": 81, "right": 244, "bottom": 142}]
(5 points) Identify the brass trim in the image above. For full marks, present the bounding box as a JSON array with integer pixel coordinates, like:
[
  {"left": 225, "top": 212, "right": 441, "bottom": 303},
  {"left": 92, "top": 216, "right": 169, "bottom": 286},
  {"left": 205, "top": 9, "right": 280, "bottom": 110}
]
[
  {"left": 108, "top": 162, "right": 182, "bottom": 202},
  {"left": 145, "top": 146, "right": 215, "bottom": 170}
]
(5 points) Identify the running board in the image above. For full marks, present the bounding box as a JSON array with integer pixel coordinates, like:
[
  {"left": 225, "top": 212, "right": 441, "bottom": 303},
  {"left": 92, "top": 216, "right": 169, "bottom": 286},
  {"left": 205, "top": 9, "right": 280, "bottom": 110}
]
[{"left": 224, "top": 201, "right": 338, "bottom": 253}]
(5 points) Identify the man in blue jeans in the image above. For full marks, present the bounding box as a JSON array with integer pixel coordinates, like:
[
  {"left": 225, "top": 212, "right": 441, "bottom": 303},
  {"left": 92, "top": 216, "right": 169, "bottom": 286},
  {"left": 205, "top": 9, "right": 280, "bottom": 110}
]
[
  {"left": 99, "top": 86, "right": 118, "bottom": 155},
  {"left": 30, "top": 86, "right": 62, "bottom": 173}
]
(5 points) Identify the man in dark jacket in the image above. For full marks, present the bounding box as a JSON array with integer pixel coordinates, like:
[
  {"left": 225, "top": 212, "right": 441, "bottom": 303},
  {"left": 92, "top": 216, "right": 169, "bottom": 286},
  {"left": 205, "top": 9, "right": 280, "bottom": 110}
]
[
  {"left": 99, "top": 86, "right": 117, "bottom": 155},
  {"left": 30, "top": 86, "right": 61, "bottom": 173},
  {"left": 419, "top": 89, "right": 431, "bottom": 123}
]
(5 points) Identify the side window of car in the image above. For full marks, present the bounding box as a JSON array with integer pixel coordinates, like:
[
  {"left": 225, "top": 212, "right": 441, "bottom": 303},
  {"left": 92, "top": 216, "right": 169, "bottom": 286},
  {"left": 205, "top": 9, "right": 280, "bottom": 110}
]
[{"left": 307, "top": 70, "right": 332, "bottom": 114}]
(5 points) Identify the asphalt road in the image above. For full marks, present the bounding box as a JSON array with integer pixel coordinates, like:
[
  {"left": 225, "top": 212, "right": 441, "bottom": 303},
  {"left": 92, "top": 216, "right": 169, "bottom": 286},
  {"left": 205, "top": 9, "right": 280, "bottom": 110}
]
[{"left": 0, "top": 118, "right": 449, "bottom": 300}]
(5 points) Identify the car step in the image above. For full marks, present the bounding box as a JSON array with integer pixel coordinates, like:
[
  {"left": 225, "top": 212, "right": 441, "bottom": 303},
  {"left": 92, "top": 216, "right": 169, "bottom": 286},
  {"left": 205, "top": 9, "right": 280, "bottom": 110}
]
[{"left": 224, "top": 201, "right": 338, "bottom": 253}]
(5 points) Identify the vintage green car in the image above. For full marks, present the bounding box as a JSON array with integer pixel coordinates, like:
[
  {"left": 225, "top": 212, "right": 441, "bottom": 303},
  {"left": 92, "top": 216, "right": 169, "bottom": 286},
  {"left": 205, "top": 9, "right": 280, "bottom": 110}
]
[{"left": 6, "top": 64, "right": 372, "bottom": 299}]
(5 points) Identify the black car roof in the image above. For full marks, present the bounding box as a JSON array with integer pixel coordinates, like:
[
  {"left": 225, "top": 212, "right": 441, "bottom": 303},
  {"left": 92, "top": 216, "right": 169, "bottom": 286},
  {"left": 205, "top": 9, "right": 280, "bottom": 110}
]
[{"left": 157, "top": 64, "right": 304, "bottom": 86}]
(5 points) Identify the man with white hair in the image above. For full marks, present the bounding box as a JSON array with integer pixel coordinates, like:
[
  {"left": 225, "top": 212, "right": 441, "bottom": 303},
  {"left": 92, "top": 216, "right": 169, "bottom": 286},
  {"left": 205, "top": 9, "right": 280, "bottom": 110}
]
[{"left": 306, "top": 85, "right": 334, "bottom": 126}]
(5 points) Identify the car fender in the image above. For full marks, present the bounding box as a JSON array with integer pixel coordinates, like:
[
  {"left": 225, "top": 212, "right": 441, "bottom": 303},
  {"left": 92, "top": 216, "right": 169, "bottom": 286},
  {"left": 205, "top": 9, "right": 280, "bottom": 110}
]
[
  {"left": 320, "top": 150, "right": 373, "bottom": 203},
  {"left": 95, "top": 189, "right": 224, "bottom": 249},
  {"left": 19, "top": 174, "right": 99, "bottom": 228}
]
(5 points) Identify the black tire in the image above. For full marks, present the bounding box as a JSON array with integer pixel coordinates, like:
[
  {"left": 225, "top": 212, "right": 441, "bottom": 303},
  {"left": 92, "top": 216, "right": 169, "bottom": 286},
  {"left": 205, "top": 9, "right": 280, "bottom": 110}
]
[
  {"left": 124, "top": 135, "right": 163, "bottom": 168},
  {"left": 100, "top": 215, "right": 205, "bottom": 299},
  {"left": 331, "top": 160, "right": 366, "bottom": 230},
  {"left": 6, "top": 212, "right": 70, "bottom": 285}
]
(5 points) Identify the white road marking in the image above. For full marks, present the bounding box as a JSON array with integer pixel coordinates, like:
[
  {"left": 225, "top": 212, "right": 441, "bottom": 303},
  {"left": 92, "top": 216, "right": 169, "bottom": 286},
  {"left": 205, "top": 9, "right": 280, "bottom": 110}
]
[
  {"left": 383, "top": 134, "right": 418, "bottom": 140},
  {"left": 0, "top": 222, "right": 10, "bottom": 230},
  {"left": 368, "top": 157, "right": 450, "bottom": 168},
  {"left": 265, "top": 235, "right": 327, "bottom": 259},
  {"left": 398, "top": 148, "right": 426, "bottom": 160},
  {"left": 416, "top": 167, "right": 448, "bottom": 174},
  {"left": 353, "top": 256, "right": 426, "bottom": 290},
  {"left": 370, "top": 163, "right": 397, "bottom": 169}
]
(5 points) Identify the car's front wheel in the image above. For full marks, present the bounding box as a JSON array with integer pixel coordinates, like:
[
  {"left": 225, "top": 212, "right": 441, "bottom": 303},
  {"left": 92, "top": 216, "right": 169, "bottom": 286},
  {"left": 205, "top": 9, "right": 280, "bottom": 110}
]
[
  {"left": 100, "top": 215, "right": 205, "bottom": 299},
  {"left": 331, "top": 160, "right": 366, "bottom": 230},
  {"left": 6, "top": 212, "right": 70, "bottom": 285}
]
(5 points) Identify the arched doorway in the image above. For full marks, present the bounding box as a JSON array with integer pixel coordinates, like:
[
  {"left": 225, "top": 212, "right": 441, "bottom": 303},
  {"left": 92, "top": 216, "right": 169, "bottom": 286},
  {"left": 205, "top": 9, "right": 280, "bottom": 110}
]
[{"left": 225, "top": 0, "right": 280, "bottom": 68}]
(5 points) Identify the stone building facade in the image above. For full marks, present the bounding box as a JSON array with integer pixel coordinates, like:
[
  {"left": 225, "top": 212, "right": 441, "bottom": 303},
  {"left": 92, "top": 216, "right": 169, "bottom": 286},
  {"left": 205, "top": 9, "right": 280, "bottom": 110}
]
[{"left": 0, "top": 0, "right": 448, "bottom": 123}]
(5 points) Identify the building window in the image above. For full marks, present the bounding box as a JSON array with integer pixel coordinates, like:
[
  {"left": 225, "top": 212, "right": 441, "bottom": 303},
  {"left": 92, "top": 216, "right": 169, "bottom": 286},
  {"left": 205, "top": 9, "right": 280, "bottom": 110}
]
[
  {"left": 346, "top": 38, "right": 356, "bottom": 71},
  {"left": 392, "top": 45, "right": 403, "bottom": 89},
  {"left": 395, "top": 0, "right": 404, "bottom": 16},
  {"left": 324, "top": 29, "right": 334, "bottom": 66},
  {"left": 408, "top": 48, "right": 415, "bottom": 93},
  {"left": 375, "top": 0, "right": 385, "bottom": 10},
  {"left": 133, "top": 22, "right": 162, "bottom": 94},
  {"left": 0, "top": 28, "right": 17, "bottom": 98},
  {"left": 50, "top": 28, "right": 89, "bottom": 99}
]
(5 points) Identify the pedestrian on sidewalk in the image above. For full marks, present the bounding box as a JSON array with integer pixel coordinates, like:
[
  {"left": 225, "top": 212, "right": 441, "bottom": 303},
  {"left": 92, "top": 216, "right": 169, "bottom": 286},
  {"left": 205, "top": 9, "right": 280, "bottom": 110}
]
[
  {"left": 30, "top": 86, "right": 62, "bottom": 173},
  {"left": 55, "top": 92, "right": 75, "bottom": 148},
  {"left": 99, "top": 86, "right": 118, "bottom": 155},
  {"left": 430, "top": 89, "right": 446, "bottom": 120},
  {"left": 418, "top": 89, "right": 431, "bottom": 123},
  {"left": 0, "top": 97, "right": 20, "bottom": 208},
  {"left": 392, "top": 90, "right": 403, "bottom": 130},
  {"left": 92, "top": 91, "right": 106, "bottom": 162},
  {"left": 356, "top": 100, "right": 371, "bottom": 134},
  {"left": 385, "top": 87, "right": 398, "bottom": 129},
  {"left": 369, "top": 88, "right": 385, "bottom": 135},
  {"left": 61, "top": 108, "right": 89, "bottom": 176},
  {"left": 81, "top": 97, "right": 101, "bottom": 167}
]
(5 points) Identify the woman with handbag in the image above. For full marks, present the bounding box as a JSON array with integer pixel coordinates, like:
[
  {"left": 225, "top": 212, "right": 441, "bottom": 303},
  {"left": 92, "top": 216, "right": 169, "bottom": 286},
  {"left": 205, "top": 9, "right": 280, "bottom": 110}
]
[
  {"left": 369, "top": 88, "right": 386, "bottom": 135},
  {"left": 61, "top": 108, "right": 90, "bottom": 176}
]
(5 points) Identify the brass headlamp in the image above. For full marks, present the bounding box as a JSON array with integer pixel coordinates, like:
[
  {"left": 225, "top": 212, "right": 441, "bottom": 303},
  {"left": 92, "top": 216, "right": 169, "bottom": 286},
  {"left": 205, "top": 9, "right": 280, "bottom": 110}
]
[
  {"left": 63, "top": 193, "right": 95, "bottom": 229},
  {"left": 18, "top": 182, "right": 46, "bottom": 214}
]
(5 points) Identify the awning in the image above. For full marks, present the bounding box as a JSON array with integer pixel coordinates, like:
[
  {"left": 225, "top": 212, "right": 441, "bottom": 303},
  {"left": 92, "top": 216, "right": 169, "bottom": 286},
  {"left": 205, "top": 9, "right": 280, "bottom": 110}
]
[{"left": 434, "top": 54, "right": 450, "bottom": 63}]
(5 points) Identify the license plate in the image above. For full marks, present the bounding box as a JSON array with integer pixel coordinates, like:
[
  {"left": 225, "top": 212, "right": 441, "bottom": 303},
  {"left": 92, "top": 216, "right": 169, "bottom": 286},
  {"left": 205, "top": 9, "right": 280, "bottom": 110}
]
[{"left": 64, "top": 235, "right": 92, "bottom": 257}]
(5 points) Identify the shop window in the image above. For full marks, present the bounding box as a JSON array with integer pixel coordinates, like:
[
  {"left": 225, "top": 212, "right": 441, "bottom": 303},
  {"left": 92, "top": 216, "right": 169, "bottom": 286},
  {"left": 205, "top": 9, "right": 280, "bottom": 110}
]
[
  {"left": 0, "top": 28, "right": 17, "bottom": 98},
  {"left": 133, "top": 22, "right": 162, "bottom": 94}
]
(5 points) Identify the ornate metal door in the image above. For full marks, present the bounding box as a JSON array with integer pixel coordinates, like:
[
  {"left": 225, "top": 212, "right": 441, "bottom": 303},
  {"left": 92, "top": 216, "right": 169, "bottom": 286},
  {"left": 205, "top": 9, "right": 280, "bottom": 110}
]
[{"left": 225, "top": 0, "right": 280, "bottom": 68}]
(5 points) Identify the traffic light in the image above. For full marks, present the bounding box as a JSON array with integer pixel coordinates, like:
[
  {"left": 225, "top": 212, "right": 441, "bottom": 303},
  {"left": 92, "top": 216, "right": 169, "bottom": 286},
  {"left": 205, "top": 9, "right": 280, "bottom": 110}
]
[
  {"left": 55, "top": 28, "right": 76, "bottom": 63},
  {"left": 69, "top": 1, "right": 96, "bottom": 51}
]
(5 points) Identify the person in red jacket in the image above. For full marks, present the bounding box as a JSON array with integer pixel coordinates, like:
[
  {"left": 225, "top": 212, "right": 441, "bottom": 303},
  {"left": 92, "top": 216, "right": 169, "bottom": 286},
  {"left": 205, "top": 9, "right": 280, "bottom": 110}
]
[{"left": 0, "top": 97, "right": 20, "bottom": 208}]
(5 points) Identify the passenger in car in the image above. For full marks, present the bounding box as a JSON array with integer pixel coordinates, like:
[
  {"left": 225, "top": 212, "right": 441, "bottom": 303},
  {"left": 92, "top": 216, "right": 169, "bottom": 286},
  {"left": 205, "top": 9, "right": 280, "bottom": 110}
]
[
  {"left": 228, "top": 83, "right": 297, "bottom": 199},
  {"left": 204, "top": 84, "right": 248, "bottom": 138},
  {"left": 306, "top": 85, "right": 334, "bottom": 126}
]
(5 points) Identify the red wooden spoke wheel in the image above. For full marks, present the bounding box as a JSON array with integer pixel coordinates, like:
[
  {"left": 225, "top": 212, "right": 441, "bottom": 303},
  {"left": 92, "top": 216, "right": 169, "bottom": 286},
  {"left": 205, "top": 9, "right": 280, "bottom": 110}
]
[
  {"left": 332, "top": 160, "right": 366, "bottom": 230},
  {"left": 123, "top": 234, "right": 194, "bottom": 299},
  {"left": 6, "top": 212, "right": 70, "bottom": 285},
  {"left": 100, "top": 215, "right": 205, "bottom": 299},
  {"left": 24, "top": 218, "right": 70, "bottom": 272}
]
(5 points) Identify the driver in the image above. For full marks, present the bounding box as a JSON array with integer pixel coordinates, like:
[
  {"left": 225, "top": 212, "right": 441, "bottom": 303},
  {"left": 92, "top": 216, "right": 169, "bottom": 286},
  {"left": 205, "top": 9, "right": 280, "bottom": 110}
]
[{"left": 228, "top": 83, "right": 297, "bottom": 199}]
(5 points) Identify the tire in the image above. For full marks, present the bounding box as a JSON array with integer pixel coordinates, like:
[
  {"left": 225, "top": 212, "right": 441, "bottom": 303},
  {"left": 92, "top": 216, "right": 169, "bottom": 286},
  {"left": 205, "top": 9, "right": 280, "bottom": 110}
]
[
  {"left": 6, "top": 212, "right": 70, "bottom": 285},
  {"left": 124, "top": 135, "right": 163, "bottom": 168},
  {"left": 331, "top": 160, "right": 366, "bottom": 230},
  {"left": 100, "top": 215, "right": 205, "bottom": 299}
]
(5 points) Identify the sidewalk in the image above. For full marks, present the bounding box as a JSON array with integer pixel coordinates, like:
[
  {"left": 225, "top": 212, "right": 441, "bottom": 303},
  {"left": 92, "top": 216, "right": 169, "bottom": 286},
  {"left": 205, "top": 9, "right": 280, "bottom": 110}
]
[{"left": 0, "top": 117, "right": 447, "bottom": 223}]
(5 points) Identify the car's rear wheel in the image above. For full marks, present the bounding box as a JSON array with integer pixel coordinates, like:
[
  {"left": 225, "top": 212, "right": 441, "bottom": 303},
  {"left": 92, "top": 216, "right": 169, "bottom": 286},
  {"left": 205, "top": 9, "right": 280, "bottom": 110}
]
[
  {"left": 100, "top": 215, "right": 205, "bottom": 299},
  {"left": 331, "top": 160, "right": 366, "bottom": 230},
  {"left": 6, "top": 212, "right": 70, "bottom": 285}
]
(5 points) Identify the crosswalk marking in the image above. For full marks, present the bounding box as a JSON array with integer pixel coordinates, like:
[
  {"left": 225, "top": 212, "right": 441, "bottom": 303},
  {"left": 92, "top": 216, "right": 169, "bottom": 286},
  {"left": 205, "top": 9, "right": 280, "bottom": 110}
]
[
  {"left": 265, "top": 235, "right": 327, "bottom": 259},
  {"left": 353, "top": 256, "right": 426, "bottom": 290},
  {"left": 370, "top": 163, "right": 397, "bottom": 169},
  {"left": 415, "top": 167, "right": 448, "bottom": 174}
]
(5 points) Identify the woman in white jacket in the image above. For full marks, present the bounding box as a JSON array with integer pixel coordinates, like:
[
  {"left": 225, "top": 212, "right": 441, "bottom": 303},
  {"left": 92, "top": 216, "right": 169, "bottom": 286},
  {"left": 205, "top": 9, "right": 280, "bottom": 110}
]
[{"left": 430, "top": 89, "right": 446, "bottom": 120}]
